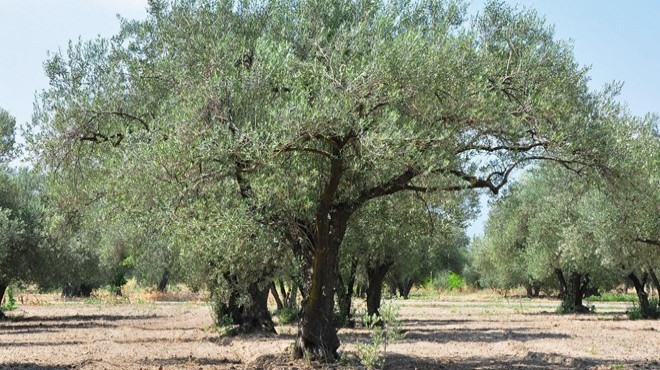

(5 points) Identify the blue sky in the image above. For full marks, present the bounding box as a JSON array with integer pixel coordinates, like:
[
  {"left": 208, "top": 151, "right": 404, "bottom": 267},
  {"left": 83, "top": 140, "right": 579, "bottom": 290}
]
[{"left": 1, "top": 1, "right": 658, "bottom": 236}]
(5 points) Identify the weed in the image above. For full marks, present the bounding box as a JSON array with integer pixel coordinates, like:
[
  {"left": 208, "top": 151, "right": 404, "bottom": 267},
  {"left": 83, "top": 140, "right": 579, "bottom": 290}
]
[
  {"left": 356, "top": 302, "right": 401, "bottom": 370},
  {"left": 627, "top": 299, "right": 659, "bottom": 320},
  {"left": 2, "top": 285, "right": 17, "bottom": 311}
]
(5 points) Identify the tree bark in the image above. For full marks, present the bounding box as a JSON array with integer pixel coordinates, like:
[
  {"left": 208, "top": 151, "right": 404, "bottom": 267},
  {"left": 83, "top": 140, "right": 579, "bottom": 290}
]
[
  {"left": 366, "top": 261, "right": 393, "bottom": 317},
  {"left": 271, "top": 282, "right": 284, "bottom": 311},
  {"left": 628, "top": 272, "right": 651, "bottom": 318},
  {"left": 157, "top": 270, "right": 169, "bottom": 292}
]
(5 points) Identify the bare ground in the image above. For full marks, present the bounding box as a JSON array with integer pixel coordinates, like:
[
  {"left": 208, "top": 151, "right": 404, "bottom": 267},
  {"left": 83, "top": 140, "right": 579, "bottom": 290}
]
[{"left": 1, "top": 294, "right": 659, "bottom": 370}]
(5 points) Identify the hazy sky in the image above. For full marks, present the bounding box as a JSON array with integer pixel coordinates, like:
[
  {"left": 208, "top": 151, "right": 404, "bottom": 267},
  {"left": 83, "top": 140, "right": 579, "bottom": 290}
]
[{"left": 1, "top": 1, "right": 658, "bottom": 236}]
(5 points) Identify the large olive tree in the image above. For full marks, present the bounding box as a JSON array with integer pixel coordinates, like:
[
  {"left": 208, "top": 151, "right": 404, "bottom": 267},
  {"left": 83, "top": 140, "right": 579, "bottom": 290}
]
[{"left": 29, "top": 0, "right": 613, "bottom": 359}]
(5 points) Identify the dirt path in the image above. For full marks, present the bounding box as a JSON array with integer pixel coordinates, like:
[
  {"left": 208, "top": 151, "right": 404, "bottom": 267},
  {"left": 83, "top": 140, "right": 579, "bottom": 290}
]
[{"left": 1, "top": 298, "right": 658, "bottom": 369}]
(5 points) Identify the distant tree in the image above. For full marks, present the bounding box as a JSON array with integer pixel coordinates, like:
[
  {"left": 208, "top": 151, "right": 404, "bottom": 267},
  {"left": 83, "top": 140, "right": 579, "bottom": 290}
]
[
  {"left": 0, "top": 108, "right": 16, "bottom": 162},
  {"left": 0, "top": 169, "right": 48, "bottom": 317}
]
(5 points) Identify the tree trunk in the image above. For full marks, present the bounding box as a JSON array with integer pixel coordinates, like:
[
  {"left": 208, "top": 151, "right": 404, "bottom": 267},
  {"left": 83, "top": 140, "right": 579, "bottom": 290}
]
[
  {"left": 289, "top": 285, "right": 299, "bottom": 309},
  {"left": 239, "top": 282, "right": 277, "bottom": 333},
  {"left": 649, "top": 268, "right": 660, "bottom": 301},
  {"left": 628, "top": 272, "right": 651, "bottom": 318},
  {"left": 336, "top": 260, "right": 357, "bottom": 327},
  {"left": 366, "top": 261, "right": 393, "bottom": 317},
  {"left": 294, "top": 243, "right": 341, "bottom": 361},
  {"left": 532, "top": 282, "right": 541, "bottom": 298},
  {"left": 398, "top": 279, "right": 414, "bottom": 299},
  {"left": 61, "top": 284, "right": 93, "bottom": 298},
  {"left": 388, "top": 281, "right": 398, "bottom": 298},
  {"left": 0, "top": 282, "right": 6, "bottom": 319},
  {"left": 278, "top": 280, "right": 288, "bottom": 304},
  {"left": 216, "top": 275, "right": 276, "bottom": 334},
  {"left": 525, "top": 284, "right": 533, "bottom": 298},
  {"left": 271, "top": 282, "right": 284, "bottom": 311},
  {"left": 157, "top": 270, "right": 169, "bottom": 292},
  {"left": 555, "top": 268, "right": 567, "bottom": 299},
  {"left": 563, "top": 272, "right": 589, "bottom": 313}
]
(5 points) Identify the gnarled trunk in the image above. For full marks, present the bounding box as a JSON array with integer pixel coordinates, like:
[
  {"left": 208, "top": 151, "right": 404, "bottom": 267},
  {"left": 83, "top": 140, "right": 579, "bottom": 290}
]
[
  {"left": 294, "top": 243, "right": 340, "bottom": 361},
  {"left": 217, "top": 279, "right": 276, "bottom": 334},
  {"left": 366, "top": 261, "right": 393, "bottom": 317},
  {"left": 629, "top": 272, "right": 651, "bottom": 318}
]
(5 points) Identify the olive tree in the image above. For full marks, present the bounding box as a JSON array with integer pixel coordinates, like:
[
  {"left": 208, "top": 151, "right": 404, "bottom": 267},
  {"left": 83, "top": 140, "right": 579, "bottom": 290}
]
[{"left": 28, "top": 0, "right": 615, "bottom": 359}]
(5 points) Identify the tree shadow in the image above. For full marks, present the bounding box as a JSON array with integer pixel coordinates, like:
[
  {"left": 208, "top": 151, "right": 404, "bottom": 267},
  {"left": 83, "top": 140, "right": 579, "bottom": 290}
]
[
  {"left": 147, "top": 356, "right": 242, "bottom": 366},
  {"left": 0, "top": 364, "right": 68, "bottom": 370},
  {"left": 0, "top": 340, "right": 84, "bottom": 347},
  {"left": 398, "top": 318, "right": 472, "bottom": 326},
  {"left": 9, "top": 313, "right": 161, "bottom": 322},
  {"left": 339, "top": 325, "right": 570, "bottom": 345},
  {"left": 384, "top": 352, "right": 649, "bottom": 370},
  {"left": 0, "top": 321, "right": 118, "bottom": 334},
  {"left": 0, "top": 313, "right": 162, "bottom": 334}
]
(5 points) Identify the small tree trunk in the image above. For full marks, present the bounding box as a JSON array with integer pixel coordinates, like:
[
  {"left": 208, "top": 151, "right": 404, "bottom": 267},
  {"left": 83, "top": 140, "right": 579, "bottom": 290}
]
[
  {"left": 366, "top": 261, "right": 393, "bottom": 317},
  {"left": 532, "top": 282, "right": 541, "bottom": 298},
  {"left": 388, "top": 281, "right": 398, "bottom": 298},
  {"left": 288, "top": 285, "right": 299, "bottom": 309},
  {"left": 629, "top": 272, "right": 651, "bottom": 318},
  {"left": 271, "top": 282, "right": 284, "bottom": 311},
  {"left": 278, "top": 280, "right": 288, "bottom": 303},
  {"left": 564, "top": 272, "right": 589, "bottom": 313},
  {"left": 398, "top": 279, "right": 414, "bottom": 299},
  {"left": 525, "top": 284, "right": 533, "bottom": 298},
  {"left": 157, "top": 270, "right": 169, "bottom": 292},
  {"left": 336, "top": 260, "right": 357, "bottom": 327},
  {"left": 555, "top": 268, "right": 567, "bottom": 299},
  {"left": 648, "top": 268, "right": 660, "bottom": 301},
  {"left": 0, "top": 282, "right": 7, "bottom": 319}
]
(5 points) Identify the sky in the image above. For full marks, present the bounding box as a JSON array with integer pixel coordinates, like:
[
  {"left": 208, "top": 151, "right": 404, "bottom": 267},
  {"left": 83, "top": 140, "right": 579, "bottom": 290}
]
[{"left": 1, "top": 1, "right": 658, "bottom": 236}]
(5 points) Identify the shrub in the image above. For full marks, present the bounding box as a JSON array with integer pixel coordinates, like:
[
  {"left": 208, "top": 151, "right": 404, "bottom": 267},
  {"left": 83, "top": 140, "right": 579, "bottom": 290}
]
[
  {"left": 628, "top": 299, "right": 660, "bottom": 320},
  {"left": 274, "top": 305, "right": 299, "bottom": 325}
]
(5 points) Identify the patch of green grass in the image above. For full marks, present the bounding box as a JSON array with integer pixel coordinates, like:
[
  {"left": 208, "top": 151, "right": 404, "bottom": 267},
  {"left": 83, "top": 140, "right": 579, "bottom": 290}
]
[{"left": 587, "top": 293, "right": 637, "bottom": 302}]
